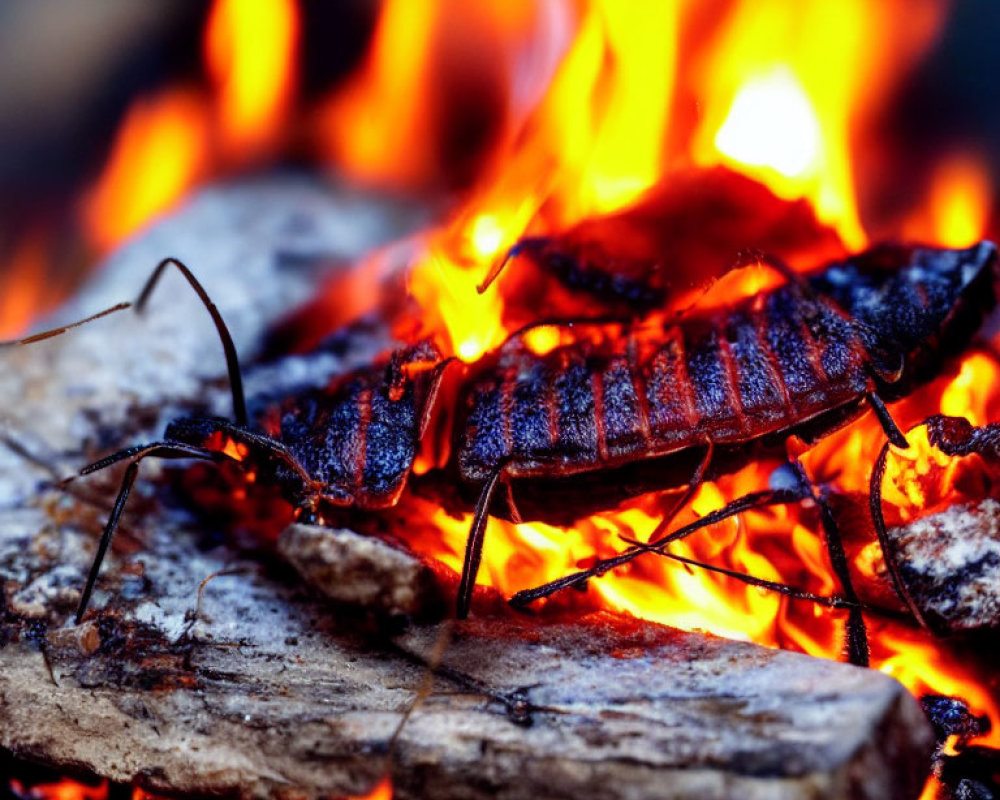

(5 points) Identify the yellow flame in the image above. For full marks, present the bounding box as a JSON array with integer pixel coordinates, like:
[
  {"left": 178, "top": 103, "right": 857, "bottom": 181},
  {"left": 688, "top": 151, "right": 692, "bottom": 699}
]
[
  {"left": 714, "top": 67, "right": 822, "bottom": 181},
  {"left": 941, "top": 353, "right": 1000, "bottom": 426},
  {"left": 205, "top": 0, "right": 299, "bottom": 160},
  {"left": 690, "top": 0, "right": 893, "bottom": 249}
]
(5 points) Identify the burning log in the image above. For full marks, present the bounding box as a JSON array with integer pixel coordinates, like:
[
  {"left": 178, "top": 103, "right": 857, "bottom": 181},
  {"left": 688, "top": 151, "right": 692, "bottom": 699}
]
[{"left": 0, "top": 179, "right": 938, "bottom": 798}]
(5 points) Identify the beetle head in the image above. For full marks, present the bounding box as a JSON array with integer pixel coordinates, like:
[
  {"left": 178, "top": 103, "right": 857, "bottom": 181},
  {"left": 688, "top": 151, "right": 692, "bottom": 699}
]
[{"left": 810, "top": 241, "right": 998, "bottom": 396}]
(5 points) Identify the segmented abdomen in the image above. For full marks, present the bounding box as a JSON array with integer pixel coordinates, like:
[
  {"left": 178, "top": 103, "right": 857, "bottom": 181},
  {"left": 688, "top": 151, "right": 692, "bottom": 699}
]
[
  {"left": 457, "top": 286, "right": 871, "bottom": 483},
  {"left": 265, "top": 342, "right": 442, "bottom": 508}
]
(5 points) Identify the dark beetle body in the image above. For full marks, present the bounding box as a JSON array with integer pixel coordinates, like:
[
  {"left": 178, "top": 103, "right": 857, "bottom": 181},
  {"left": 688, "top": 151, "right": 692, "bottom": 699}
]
[
  {"left": 455, "top": 242, "right": 998, "bottom": 490},
  {"left": 456, "top": 280, "right": 870, "bottom": 483},
  {"left": 168, "top": 341, "right": 445, "bottom": 513}
]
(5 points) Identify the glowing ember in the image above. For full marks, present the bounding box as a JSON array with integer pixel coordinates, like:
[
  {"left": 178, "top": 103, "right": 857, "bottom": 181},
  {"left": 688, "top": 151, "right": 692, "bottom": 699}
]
[
  {"left": 8, "top": 779, "right": 107, "bottom": 800},
  {"left": 349, "top": 776, "right": 393, "bottom": 800}
]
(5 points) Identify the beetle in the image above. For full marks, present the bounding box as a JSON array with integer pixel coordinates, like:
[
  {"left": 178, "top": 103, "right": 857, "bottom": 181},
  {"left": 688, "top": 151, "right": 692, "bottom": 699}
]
[{"left": 12, "top": 242, "right": 997, "bottom": 669}]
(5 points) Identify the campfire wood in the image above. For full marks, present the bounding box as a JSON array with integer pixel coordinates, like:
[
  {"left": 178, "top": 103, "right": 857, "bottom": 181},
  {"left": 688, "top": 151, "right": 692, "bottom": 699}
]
[{"left": 0, "top": 180, "right": 938, "bottom": 800}]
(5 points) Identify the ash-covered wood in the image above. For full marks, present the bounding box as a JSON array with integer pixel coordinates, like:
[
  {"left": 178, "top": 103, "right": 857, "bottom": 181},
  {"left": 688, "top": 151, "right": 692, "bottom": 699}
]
[
  {"left": 886, "top": 498, "right": 1000, "bottom": 634},
  {"left": 278, "top": 522, "right": 443, "bottom": 616},
  {"left": 0, "top": 179, "right": 935, "bottom": 800}
]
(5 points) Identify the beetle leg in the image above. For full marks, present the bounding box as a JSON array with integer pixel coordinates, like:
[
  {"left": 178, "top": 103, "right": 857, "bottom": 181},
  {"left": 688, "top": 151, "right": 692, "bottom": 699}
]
[
  {"left": 1, "top": 258, "right": 248, "bottom": 426},
  {"left": 644, "top": 438, "right": 714, "bottom": 543},
  {"left": 786, "top": 458, "right": 869, "bottom": 667},
  {"left": 510, "top": 487, "right": 803, "bottom": 608},
  {"left": 867, "top": 393, "right": 909, "bottom": 448},
  {"left": 869, "top": 437, "right": 929, "bottom": 632},
  {"left": 75, "top": 441, "right": 230, "bottom": 624},
  {"left": 866, "top": 414, "right": 989, "bottom": 633},
  {"left": 165, "top": 417, "right": 317, "bottom": 489},
  {"left": 478, "top": 237, "right": 548, "bottom": 294},
  {"left": 457, "top": 460, "right": 511, "bottom": 619}
]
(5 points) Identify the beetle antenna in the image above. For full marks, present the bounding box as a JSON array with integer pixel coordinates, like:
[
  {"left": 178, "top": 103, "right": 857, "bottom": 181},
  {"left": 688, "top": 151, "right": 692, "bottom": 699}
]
[
  {"left": 0, "top": 258, "right": 247, "bottom": 427},
  {"left": 0, "top": 303, "right": 131, "bottom": 347},
  {"left": 137, "top": 258, "right": 248, "bottom": 427}
]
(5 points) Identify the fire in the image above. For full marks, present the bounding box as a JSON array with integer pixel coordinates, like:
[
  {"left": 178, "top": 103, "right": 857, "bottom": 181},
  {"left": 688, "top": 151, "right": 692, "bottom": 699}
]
[
  {"left": 79, "top": 0, "right": 299, "bottom": 255},
  {"left": 5, "top": 0, "right": 1000, "bottom": 792},
  {"left": 326, "top": 0, "right": 948, "bottom": 360},
  {"left": 205, "top": 0, "right": 299, "bottom": 160},
  {"left": 347, "top": 776, "right": 393, "bottom": 800},
  {"left": 0, "top": 229, "right": 52, "bottom": 337},
  {"left": 691, "top": 0, "right": 946, "bottom": 250},
  {"left": 318, "top": 0, "right": 439, "bottom": 188},
  {"left": 941, "top": 353, "right": 1000, "bottom": 426},
  {"left": 81, "top": 88, "right": 210, "bottom": 253},
  {"left": 928, "top": 153, "right": 994, "bottom": 249},
  {"left": 8, "top": 779, "right": 106, "bottom": 800},
  {"left": 712, "top": 67, "right": 822, "bottom": 184},
  {"left": 321, "top": 0, "right": 1000, "bottom": 770},
  {"left": 5, "top": 777, "right": 174, "bottom": 800}
]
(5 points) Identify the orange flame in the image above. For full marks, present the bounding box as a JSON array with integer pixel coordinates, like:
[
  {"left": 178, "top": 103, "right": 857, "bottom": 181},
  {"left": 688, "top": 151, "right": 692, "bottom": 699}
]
[
  {"left": 928, "top": 153, "right": 994, "bottom": 248},
  {"left": 318, "top": 0, "right": 541, "bottom": 190},
  {"left": 78, "top": 0, "right": 299, "bottom": 257},
  {"left": 9, "top": 779, "right": 107, "bottom": 800},
  {"left": 0, "top": 229, "right": 52, "bottom": 337},
  {"left": 81, "top": 88, "right": 210, "bottom": 253},
  {"left": 348, "top": 776, "right": 392, "bottom": 800},
  {"left": 318, "top": 0, "right": 439, "bottom": 188}
]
